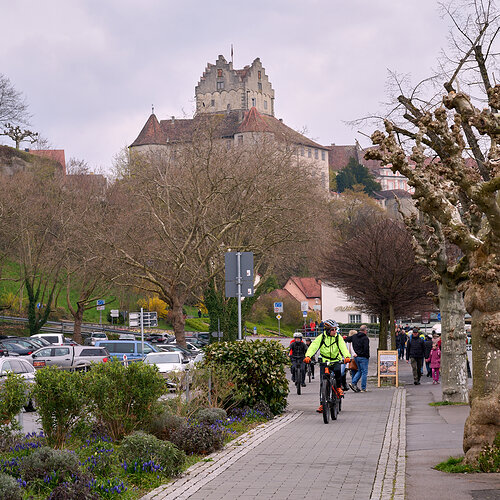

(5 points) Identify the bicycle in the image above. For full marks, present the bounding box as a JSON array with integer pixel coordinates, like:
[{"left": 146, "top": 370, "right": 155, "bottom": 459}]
[
  {"left": 320, "top": 362, "right": 342, "bottom": 424},
  {"left": 291, "top": 360, "right": 305, "bottom": 395},
  {"left": 306, "top": 358, "right": 316, "bottom": 383}
]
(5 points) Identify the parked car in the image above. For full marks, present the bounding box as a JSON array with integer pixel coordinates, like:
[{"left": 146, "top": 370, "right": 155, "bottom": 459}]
[
  {"left": 0, "top": 357, "right": 37, "bottom": 411},
  {"left": 184, "top": 337, "right": 208, "bottom": 349},
  {"left": 156, "top": 344, "right": 193, "bottom": 360},
  {"left": 93, "top": 340, "right": 158, "bottom": 362},
  {"left": 118, "top": 333, "right": 136, "bottom": 340},
  {"left": 4, "top": 337, "right": 49, "bottom": 352},
  {"left": 31, "top": 333, "right": 66, "bottom": 346},
  {"left": 170, "top": 340, "right": 202, "bottom": 354},
  {"left": 143, "top": 352, "right": 190, "bottom": 376},
  {"left": 83, "top": 332, "right": 108, "bottom": 346},
  {"left": 0, "top": 341, "right": 35, "bottom": 356},
  {"left": 28, "top": 345, "right": 110, "bottom": 370},
  {"left": 192, "top": 352, "right": 205, "bottom": 364},
  {"left": 147, "top": 333, "right": 175, "bottom": 344},
  {"left": 186, "top": 332, "right": 210, "bottom": 344}
]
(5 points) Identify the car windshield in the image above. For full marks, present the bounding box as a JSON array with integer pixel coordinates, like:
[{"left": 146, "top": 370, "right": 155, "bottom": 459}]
[
  {"left": 93, "top": 333, "right": 107, "bottom": 338},
  {"left": 146, "top": 353, "right": 180, "bottom": 364}
]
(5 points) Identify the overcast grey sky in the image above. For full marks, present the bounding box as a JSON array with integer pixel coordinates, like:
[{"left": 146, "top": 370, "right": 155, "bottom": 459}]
[{"left": 1, "top": 0, "right": 448, "bottom": 172}]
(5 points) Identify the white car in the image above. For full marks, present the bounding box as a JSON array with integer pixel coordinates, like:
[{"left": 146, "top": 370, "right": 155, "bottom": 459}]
[
  {"left": 143, "top": 352, "right": 190, "bottom": 375},
  {"left": 0, "top": 357, "right": 37, "bottom": 411}
]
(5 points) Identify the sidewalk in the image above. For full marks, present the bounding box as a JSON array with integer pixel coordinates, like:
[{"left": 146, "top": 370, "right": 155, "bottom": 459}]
[{"left": 402, "top": 362, "right": 500, "bottom": 500}]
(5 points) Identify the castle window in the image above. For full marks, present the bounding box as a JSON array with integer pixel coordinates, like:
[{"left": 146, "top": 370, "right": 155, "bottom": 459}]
[
  {"left": 217, "top": 81, "right": 224, "bottom": 90},
  {"left": 217, "top": 69, "right": 223, "bottom": 77},
  {"left": 307, "top": 148, "right": 312, "bottom": 158},
  {"left": 258, "top": 82, "right": 262, "bottom": 92},
  {"left": 226, "top": 139, "right": 232, "bottom": 150},
  {"left": 314, "top": 149, "right": 318, "bottom": 159},
  {"left": 251, "top": 98, "right": 256, "bottom": 107},
  {"left": 300, "top": 146, "right": 305, "bottom": 156},
  {"left": 227, "top": 104, "right": 231, "bottom": 110},
  {"left": 258, "top": 70, "right": 262, "bottom": 80},
  {"left": 321, "top": 150, "right": 326, "bottom": 161},
  {"left": 264, "top": 100, "right": 268, "bottom": 110},
  {"left": 211, "top": 99, "right": 215, "bottom": 106},
  {"left": 238, "top": 135, "right": 243, "bottom": 145}
]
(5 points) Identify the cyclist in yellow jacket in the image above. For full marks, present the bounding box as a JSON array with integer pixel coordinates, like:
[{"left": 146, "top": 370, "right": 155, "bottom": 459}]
[{"left": 304, "top": 319, "right": 350, "bottom": 413}]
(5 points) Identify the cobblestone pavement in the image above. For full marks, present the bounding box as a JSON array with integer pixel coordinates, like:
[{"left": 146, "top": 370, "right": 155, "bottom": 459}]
[{"left": 142, "top": 365, "right": 402, "bottom": 500}]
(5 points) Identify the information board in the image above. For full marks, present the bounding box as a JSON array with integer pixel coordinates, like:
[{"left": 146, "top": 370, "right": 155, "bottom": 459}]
[{"left": 377, "top": 350, "right": 399, "bottom": 387}]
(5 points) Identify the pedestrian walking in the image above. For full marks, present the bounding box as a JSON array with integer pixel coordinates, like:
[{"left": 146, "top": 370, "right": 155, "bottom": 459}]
[
  {"left": 396, "top": 328, "right": 407, "bottom": 359},
  {"left": 428, "top": 343, "right": 441, "bottom": 384},
  {"left": 346, "top": 329, "right": 358, "bottom": 385},
  {"left": 406, "top": 327, "right": 426, "bottom": 385},
  {"left": 424, "top": 334, "right": 433, "bottom": 377},
  {"left": 345, "top": 324, "right": 370, "bottom": 392}
]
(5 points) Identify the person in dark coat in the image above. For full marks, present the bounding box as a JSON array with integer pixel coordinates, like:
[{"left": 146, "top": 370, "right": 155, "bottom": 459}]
[
  {"left": 424, "top": 334, "right": 433, "bottom": 377},
  {"left": 345, "top": 324, "right": 370, "bottom": 392},
  {"left": 406, "top": 327, "right": 426, "bottom": 384},
  {"left": 396, "top": 329, "right": 407, "bottom": 359}
]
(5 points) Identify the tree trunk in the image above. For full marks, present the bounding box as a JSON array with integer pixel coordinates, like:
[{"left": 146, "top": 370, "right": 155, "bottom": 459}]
[
  {"left": 72, "top": 304, "right": 85, "bottom": 345},
  {"left": 438, "top": 282, "right": 468, "bottom": 403},
  {"left": 170, "top": 295, "right": 186, "bottom": 348},
  {"left": 389, "top": 303, "right": 396, "bottom": 349},
  {"left": 379, "top": 309, "right": 388, "bottom": 350},
  {"left": 462, "top": 250, "right": 500, "bottom": 465}
]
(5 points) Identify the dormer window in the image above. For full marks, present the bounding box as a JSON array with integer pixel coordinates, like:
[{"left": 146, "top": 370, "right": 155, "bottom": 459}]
[{"left": 217, "top": 69, "right": 223, "bottom": 77}]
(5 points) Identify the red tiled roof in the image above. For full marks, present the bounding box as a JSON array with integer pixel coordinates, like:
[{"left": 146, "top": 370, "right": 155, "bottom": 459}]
[
  {"left": 28, "top": 149, "right": 66, "bottom": 174},
  {"left": 129, "top": 114, "right": 165, "bottom": 147},
  {"left": 288, "top": 277, "right": 321, "bottom": 298},
  {"left": 130, "top": 108, "right": 327, "bottom": 149},
  {"left": 327, "top": 145, "right": 359, "bottom": 171}
]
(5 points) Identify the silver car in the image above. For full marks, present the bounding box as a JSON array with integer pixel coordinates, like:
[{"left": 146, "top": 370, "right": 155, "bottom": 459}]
[
  {"left": 0, "top": 357, "right": 37, "bottom": 411},
  {"left": 29, "top": 345, "right": 109, "bottom": 370}
]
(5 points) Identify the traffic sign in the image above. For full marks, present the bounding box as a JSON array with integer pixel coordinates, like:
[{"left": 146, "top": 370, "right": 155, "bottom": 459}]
[
  {"left": 110, "top": 309, "right": 119, "bottom": 318},
  {"left": 211, "top": 331, "right": 224, "bottom": 338},
  {"left": 224, "top": 252, "right": 254, "bottom": 297},
  {"left": 253, "top": 326, "right": 257, "bottom": 335},
  {"left": 276, "top": 314, "right": 282, "bottom": 320},
  {"left": 302, "top": 311, "right": 308, "bottom": 317},
  {"left": 96, "top": 299, "right": 105, "bottom": 311},
  {"left": 300, "top": 301, "right": 308, "bottom": 312},
  {"left": 128, "top": 311, "right": 158, "bottom": 328},
  {"left": 274, "top": 302, "right": 283, "bottom": 313}
]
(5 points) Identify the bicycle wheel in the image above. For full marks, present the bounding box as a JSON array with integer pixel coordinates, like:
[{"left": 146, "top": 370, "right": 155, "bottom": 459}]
[
  {"left": 321, "top": 379, "right": 331, "bottom": 424},
  {"left": 307, "top": 365, "right": 312, "bottom": 383},
  {"left": 296, "top": 378, "right": 301, "bottom": 395},
  {"left": 331, "top": 382, "right": 339, "bottom": 420},
  {"left": 338, "top": 396, "right": 342, "bottom": 412}
]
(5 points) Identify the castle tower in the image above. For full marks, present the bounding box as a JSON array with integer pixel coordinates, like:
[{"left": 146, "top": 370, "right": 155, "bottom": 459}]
[{"left": 195, "top": 55, "right": 275, "bottom": 116}]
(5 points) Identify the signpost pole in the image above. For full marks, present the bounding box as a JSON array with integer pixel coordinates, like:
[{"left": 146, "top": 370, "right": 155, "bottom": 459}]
[
  {"left": 237, "top": 251, "right": 242, "bottom": 341},
  {"left": 278, "top": 317, "right": 281, "bottom": 336},
  {"left": 99, "top": 310, "right": 102, "bottom": 325},
  {"left": 140, "top": 307, "right": 144, "bottom": 356}
]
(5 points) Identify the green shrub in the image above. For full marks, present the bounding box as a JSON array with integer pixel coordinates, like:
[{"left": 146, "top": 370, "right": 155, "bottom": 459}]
[
  {"left": 195, "top": 408, "right": 227, "bottom": 424},
  {"left": 78, "top": 437, "right": 118, "bottom": 476},
  {"left": 170, "top": 423, "right": 225, "bottom": 455},
  {"left": 0, "top": 472, "right": 22, "bottom": 500},
  {"left": 120, "top": 431, "right": 186, "bottom": 477},
  {"left": 147, "top": 409, "right": 185, "bottom": 440},
  {"left": 19, "top": 446, "right": 83, "bottom": 484},
  {"left": 84, "top": 359, "right": 165, "bottom": 440},
  {"left": 0, "top": 372, "right": 27, "bottom": 426},
  {"left": 32, "top": 367, "right": 88, "bottom": 448},
  {"left": 204, "top": 340, "right": 289, "bottom": 414},
  {"left": 478, "top": 433, "right": 500, "bottom": 472}
]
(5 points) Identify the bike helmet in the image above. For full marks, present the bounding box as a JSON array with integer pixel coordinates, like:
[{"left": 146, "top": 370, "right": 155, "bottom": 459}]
[
  {"left": 323, "top": 319, "right": 339, "bottom": 330},
  {"left": 293, "top": 332, "right": 303, "bottom": 339}
]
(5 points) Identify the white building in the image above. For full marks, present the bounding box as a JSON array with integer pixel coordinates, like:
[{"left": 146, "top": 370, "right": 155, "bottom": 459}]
[{"left": 321, "top": 281, "right": 377, "bottom": 324}]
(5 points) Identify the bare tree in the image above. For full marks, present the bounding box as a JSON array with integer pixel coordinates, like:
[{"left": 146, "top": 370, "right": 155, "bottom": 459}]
[
  {"left": 1, "top": 123, "right": 38, "bottom": 149},
  {"left": 0, "top": 170, "right": 67, "bottom": 335},
  {"left": 0, "top": 74, "right": 30, "bottom": 127},
  {"left": 322, "top": 216, "right": 435, "bottom": 349},
  {"left": 104, "top": 128, "right": 322, "bottom": 346}
]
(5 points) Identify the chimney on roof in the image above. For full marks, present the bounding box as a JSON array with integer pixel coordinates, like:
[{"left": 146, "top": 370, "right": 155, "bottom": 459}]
[
  {"left": 171, "top": 116, "right": 175, "bottom": 124},
  {"left": 279, "top": 118, "right": 283, "bottom": 122}
]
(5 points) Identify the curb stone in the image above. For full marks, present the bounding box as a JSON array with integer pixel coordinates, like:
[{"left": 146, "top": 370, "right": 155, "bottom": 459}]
[
  {"left": 140, "top": 410, "right": 303, "bottom": 500},
  {"left": 370, "top": 387, "right": 406, "bottom": 500}
]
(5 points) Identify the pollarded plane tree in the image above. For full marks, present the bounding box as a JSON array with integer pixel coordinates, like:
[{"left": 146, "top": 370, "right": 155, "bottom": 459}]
[{"left": 366, "top": 0, "right": 500, "bottom": 462}]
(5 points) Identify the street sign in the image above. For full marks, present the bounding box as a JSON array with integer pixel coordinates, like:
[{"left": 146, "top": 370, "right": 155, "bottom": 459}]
[
  {"left": 421, "top": 311, "right": 430, "bottom": 324},
  {"left": 437, "top": 313, "right": 441, "bottom": 321},
  {"left": 141, "top": 311, "right": 158, "bottom": 328},
  {"left": 253, "top": 326, "right": 257, "bottom": 335},
  {"left": 96, "top": 299, "right": 105, "bottom": 311},
  {"left": 110, "top": 309, "right": 119, "bottom": 318},
  {"left": 274, "top": 302, "right": 283, "bottom": 313},
  {"left": 300, "top": 301, "right": 308, "bottom": 312},
  {"left": 276, "top": 314, "right": 282, "bottom": 320},
  {"left": 302, "top": 311, "right": 308, "bottom": 317},
  {"left": 224, "top": 252, "right": 254, "bottom": 298},
  {"left": 129, "top": 312, "right": 140, "bottom": 327},
  {"left": 211, "top": 331, "right": 224, "bottom": 338}
]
